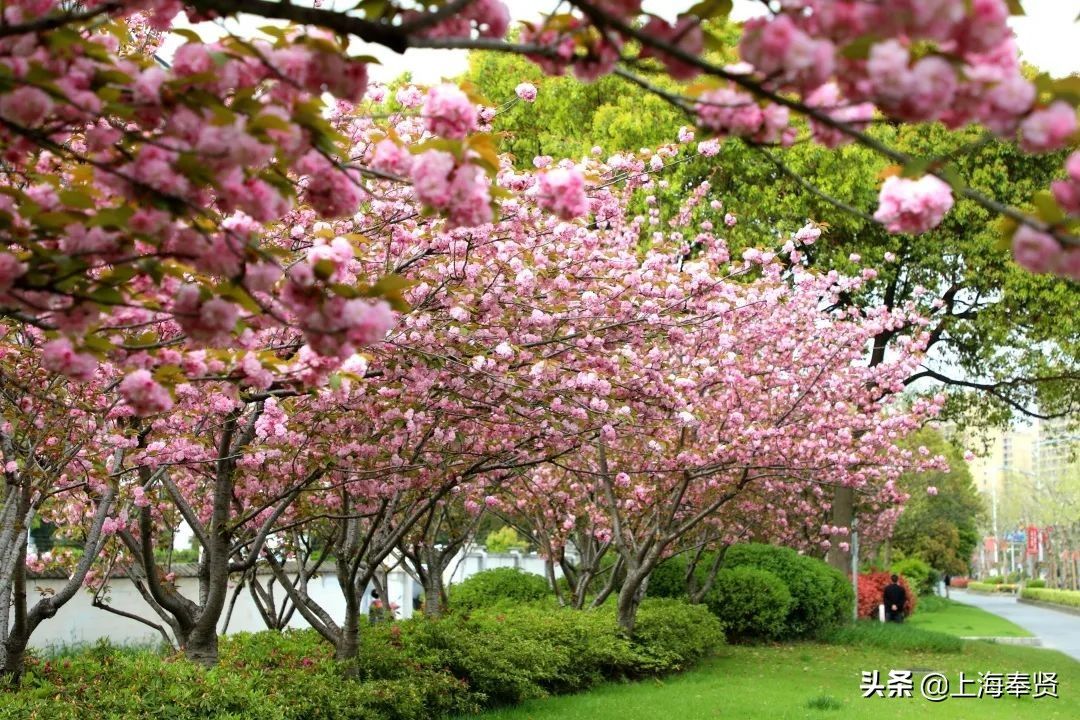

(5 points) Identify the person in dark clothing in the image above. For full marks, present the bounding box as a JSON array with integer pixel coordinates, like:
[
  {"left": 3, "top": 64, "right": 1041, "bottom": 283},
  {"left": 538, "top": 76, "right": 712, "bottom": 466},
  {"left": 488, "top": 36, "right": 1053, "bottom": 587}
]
[{"left": 883, "top": 575, "right": 907, "bottom": 622}]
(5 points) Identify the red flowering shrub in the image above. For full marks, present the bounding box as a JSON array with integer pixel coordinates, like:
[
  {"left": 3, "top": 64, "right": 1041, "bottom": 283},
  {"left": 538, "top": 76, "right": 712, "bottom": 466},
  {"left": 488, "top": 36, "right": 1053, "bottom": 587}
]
[
  {"left": 857, "top": 572, "right": 917, "bottom": 619},
  {"left": 951, "top": 577, "right": 970, "bottom": 589}
]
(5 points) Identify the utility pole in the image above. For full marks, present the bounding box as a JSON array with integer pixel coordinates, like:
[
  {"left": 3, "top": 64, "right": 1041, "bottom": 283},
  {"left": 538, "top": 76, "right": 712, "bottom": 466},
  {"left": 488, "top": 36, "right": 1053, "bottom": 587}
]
[{"left": 851, "top": 517, "right": 859, "bottom": 622}]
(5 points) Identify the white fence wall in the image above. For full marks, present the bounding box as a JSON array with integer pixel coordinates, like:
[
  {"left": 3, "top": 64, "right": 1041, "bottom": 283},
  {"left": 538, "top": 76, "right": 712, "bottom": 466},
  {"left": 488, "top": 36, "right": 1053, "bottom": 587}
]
[{"left": 28, "top": 549, "right": 560, "bottom": 649}]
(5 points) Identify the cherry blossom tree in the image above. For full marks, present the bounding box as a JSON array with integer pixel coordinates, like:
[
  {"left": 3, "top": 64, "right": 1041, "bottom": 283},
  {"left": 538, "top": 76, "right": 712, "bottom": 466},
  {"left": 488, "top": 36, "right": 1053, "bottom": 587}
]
[
  {"left": 2, "top": 0, "right": 1059, "bottom": 672},
  {"left": 0, "top": 330, "right": 119, "bottom": 681}
]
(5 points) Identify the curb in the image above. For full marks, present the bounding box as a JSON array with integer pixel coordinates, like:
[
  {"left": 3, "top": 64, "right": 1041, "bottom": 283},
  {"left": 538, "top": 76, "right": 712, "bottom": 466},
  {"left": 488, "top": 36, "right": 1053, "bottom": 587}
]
[
  {"left": 960, "top": 636, "right": 1042, "bottom": 646},
  {"left": 1018, "top": 597, "right": 1080, "bottom": 617}
]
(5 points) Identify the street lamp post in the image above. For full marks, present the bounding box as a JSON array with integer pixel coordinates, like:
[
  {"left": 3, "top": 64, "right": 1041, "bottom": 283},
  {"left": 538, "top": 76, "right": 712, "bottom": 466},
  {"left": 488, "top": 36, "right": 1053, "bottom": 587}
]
[{"left": 851, "top": 518, "right": 859, "bottom": 623}]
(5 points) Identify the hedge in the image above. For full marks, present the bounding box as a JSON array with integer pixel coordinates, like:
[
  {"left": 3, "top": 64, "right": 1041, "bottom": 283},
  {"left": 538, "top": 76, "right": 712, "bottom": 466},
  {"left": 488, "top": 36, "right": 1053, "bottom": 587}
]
[
  {"left": 891, "top": 557, "right": 936, "bottom": 596},
  {"left": 448, "top": 567, "right": 552, "bottom": 611},
  {"left": 0, "top": 600, "right": 724, "bottom": 720},
  {"left": 1021, "top": 587, "right": 1080, "bottom": 609},
  {"left": 968, "top": 581, "right": 1019, "bottom": 593},
  {"left": 704, "top": 566, "right": 792, "bottom": 641},
  {"left": 722, "top": 544, "right": 852, "bottom": 638},
  {"left": 857, "top": 572, "right": 917, "bottom": 618}
]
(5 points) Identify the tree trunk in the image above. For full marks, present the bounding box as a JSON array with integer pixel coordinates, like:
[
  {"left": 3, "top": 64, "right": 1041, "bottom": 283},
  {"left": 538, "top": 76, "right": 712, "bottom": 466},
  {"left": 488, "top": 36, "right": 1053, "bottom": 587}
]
[
  {"left": 336, "top": 598, "right": 360, "bottom": 663},
  {"left": 0, "top": 636, "right": 26, "bottom": 687},
  {"left": 423, "top": 571, "right": 443, "bottom": 618},
  {"left": 826, "top": 487, "right": 854, "bottom": 572},
  {"left": 615, "top": 569, "right": 649, "bottom": 634},
  {"left": 0, "top": 543, "right": 27, "bottom": 685},
  {"left": 183, "top": 624, "right": 219, "bottom": 667}
]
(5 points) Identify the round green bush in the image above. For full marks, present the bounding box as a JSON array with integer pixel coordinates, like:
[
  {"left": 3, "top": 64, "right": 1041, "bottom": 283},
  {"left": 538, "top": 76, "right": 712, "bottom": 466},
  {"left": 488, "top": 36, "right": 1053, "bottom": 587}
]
[
  {"left": 1027, "top": 579, "right": 1046, "bottom": 588},
  {"left": 645, "top": 555, "right": 689, "bottom": 599},
  {"left": 705, "top": 566, "right": 792, "bottom": 641},
  {"left": 892, "top": 557, "right": 937, "bottom": 596},
  {"left": 822, "top": 561, "right": 855, "bottom": 625},
  {"left": 448, "top": 567, "right": 552, "bottom": 611},
  {"left": 722, "top": 543, "right": 850, "bottom": 638}
]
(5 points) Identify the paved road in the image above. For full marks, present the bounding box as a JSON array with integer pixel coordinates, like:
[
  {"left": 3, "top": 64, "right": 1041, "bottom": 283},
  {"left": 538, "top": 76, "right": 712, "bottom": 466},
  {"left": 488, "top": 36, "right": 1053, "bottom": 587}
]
[{"left": 952, "top": 590, "right": 1080, "bottom": 662}]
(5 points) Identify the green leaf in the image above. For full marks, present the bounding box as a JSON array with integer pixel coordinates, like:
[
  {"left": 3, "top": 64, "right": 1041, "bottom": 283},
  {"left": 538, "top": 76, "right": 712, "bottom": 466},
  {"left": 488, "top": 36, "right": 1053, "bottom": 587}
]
[
  {"left": 840, "top": 36, "right": 875, "bottom": 61},
  {"left": 82, "top": 334, "right": 115, "bottom": 354},
  {"left": 131, "top": 332, "right": 160, "bottom": 349},
  {"left": 1032, "top": 190, "right": 1066, "bottom": 225},
  {"left": 152, "top": 365, "right": 188, "bottom": 388},
  {"left": 248, "top": 113, "right": 293, "bottom": 133},
  {"left": 59, "top": 189, "right": 94, "bottom": 209},
  {"left": 369, "top": 274, "right": 414, "bottom": 296},
  {"left": 687, "top": 0, "right": 733, "bottom": 20},
  {"left": 330, "top": 283, "right": 360, "bottom": 298},
  {"left": 34, "top": 210, "right": 85, "bottom": 230},
  {"left": 89, "top": 286, "right": 125, "bottom": 306},
  {"left": 89, "top": 205, "right": 134, "bottom": 230},
  {"left": 218, "top": 283, "right": 262, "bottom": 314},
  {"left": 101, "top": 265, "right": 138, "bottom": 285},
  {"left": 900, "top": 158, "right": 933, "bottom": 179},
  {"left": 175, "top": 153, "right": 219, "bottom": 187},
  {"left": 1004, "top": 0, "right": 1024, "bottom": 15},
  {"left": 313, "top": 259, "right": 337, "bottom": 280},
  {"left": 172, "top": 29, "right": 203, "bottom": 43}
]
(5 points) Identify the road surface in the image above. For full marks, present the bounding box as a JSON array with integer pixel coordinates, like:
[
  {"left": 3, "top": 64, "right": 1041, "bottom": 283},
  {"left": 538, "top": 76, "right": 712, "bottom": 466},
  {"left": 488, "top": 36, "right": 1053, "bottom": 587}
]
[{"left": 953, "top": 590, "right": 1080, "bottom": 662}]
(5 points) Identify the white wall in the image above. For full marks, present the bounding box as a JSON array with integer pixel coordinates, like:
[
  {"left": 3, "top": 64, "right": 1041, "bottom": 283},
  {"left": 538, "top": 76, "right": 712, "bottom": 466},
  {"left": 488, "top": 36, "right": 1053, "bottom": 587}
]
[{"left": 28, "top": 550, "right": 557, "bottom": 649}]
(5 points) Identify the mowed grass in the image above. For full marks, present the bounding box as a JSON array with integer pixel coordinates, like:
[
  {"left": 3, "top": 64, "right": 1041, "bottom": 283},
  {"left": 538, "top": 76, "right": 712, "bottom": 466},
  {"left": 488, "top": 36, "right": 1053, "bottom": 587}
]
[
  {"left": 908, "top": 595, "right": 1033, "bottom": 638},
  {"left": 461, "top": 634, "right": 1078, "bottom": 720}
]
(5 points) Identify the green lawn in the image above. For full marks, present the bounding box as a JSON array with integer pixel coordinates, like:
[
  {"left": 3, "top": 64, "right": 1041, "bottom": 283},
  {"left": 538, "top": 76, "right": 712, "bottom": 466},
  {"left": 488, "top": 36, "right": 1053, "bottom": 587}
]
[
  {"left": 462, "top": 639, "right": 1078, "bottom": 719},
  {"left": 907, "top": 596, "right": 1033, "bottom": 638}
]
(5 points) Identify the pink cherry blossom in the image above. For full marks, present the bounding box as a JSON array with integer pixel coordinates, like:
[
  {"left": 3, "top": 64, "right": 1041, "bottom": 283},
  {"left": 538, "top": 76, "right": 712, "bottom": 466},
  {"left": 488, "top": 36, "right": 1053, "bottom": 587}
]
[
  {"left": 536, "top": 167, "right": 589, "bottom": 220},
  {"left": 1019, "top": 101, "right": 1079, "bottom": 153},
  {"left": 0, "top": 86, "right": 53, "bottom": 127},
  {"left": 422, "top": 84, "right": 478, "bottom": 140},
  {"left": 1011, "top": 225, "right": 1062, "bottom": 274},
  {"left": 41, "top": 339, "right": 98, "bottom": 381},
  {"left": 640, "top": 16, "right": 705, "bottom": 81},
  {"left": 515, "top": 82, "right": 538, "bottom": 102},
  {"left": 0, "top": 252, "right": 27, "bottom": 293},
  {"left": 874, "top": 175, "right": 954, "bottom": 234},
  {"left": 119, "top": 369, "right": 174, "bottom": 416}
]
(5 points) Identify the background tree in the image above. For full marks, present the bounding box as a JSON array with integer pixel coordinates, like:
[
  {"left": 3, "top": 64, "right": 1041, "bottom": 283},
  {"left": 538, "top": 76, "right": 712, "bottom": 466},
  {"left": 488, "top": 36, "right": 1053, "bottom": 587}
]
[{"left": 888, "top": 427, "right": 984, "bottom": 576}]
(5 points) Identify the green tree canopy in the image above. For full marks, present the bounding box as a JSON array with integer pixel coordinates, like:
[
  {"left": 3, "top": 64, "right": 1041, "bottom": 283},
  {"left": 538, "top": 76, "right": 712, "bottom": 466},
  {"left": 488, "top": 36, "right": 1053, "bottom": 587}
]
[{"left": 891, "top": 427, "right": 984, "bottom": 575}]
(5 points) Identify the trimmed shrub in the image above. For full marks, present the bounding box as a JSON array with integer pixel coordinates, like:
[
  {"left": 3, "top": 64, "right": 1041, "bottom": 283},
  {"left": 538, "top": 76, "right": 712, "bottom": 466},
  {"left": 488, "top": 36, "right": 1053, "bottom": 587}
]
[
  {"left": 0, "top": 601, "right": 724, "bottom": 719},
  {"left": 950, "top": 576, "right": 970, "bottom": 588},
  {"left": 722, "top": 544, "right": 851, "bottom": 637},
  {"left": 1026, "top": 579, "right": 1046, "bottom": 589},
  {"left": 645, "top": 554, "right": 690, "bottom": 599},
  {"left": 1022, "top": 587, "right": 1080, "bottom": 608},
  {"left": 448, "top": 567, "right": 552, "bottom": 611},
  {"left": 857, "top": 572, "right": 916, "bottom": 618},
  {"left": 705, "top": 566, "right": 792, "bottom": 641},
  {"left": 483, "top": 526, "right": 528, "bottom": 553},
  {"left": 627, "top": 599, "right": 726, "bottom": 672},
  {"left": 822, "top": 563, "right": 856, "bottom": 626},
  {"left": 915, "top": 594, "right": 950, "bottom": 613},
  {"left": 985, "top": 575, "right": 1005, "bottom": 584},
  {"left": 891, "top": 557, "right": 936, "bottom": 596},
  {"left": 968, "top": 581, "right": 1018, "bottom": 593}
]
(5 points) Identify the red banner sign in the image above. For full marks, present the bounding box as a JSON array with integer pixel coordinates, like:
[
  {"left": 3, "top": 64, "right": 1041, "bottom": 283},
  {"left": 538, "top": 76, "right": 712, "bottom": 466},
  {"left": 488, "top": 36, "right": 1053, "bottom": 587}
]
[{"left": 1027, "top": 526, "right": 1038, "bottom": 556}]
